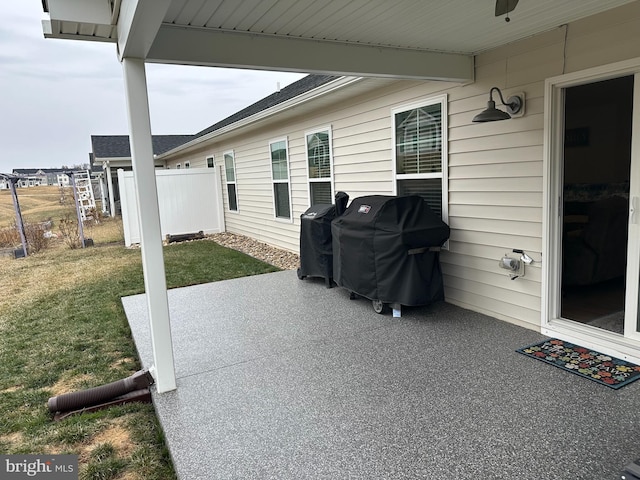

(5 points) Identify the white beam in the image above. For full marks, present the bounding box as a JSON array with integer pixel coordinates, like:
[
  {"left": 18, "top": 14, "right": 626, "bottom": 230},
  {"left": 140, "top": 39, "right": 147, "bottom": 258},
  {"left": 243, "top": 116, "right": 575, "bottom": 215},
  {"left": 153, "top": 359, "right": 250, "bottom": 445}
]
[
  {"left": 117, "top": 0, "right": 172, "bottom": 60},
  {"left": 46, "top": 0, "right": 111, "bottom": 24},
  {"left": 122, "top": 58, "right": 176, "bottom": 393},
  {"left": 147, "top": 26, "right": 474, "bottom": 82}
]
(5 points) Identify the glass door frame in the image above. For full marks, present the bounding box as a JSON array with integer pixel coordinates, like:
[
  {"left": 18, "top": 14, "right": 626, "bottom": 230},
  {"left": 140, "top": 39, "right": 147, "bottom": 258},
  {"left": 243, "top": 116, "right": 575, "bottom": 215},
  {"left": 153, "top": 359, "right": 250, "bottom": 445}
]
[
  {"left": 625, "top": 72, "right": 640, "bottom": 337},
  {"left": 542, "top": 58, "right": 640, "bottom": 360}
]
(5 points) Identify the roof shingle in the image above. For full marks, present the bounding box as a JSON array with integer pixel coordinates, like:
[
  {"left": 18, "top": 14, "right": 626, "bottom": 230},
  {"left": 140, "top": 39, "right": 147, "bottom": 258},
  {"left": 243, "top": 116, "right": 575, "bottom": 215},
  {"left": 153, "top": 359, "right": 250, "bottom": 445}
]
[
  {"left": 90, "top": 74, "right": 340, "bottom": 158},
  {"left": 91, "top": 135, "right": 194, "bottom": 159}
]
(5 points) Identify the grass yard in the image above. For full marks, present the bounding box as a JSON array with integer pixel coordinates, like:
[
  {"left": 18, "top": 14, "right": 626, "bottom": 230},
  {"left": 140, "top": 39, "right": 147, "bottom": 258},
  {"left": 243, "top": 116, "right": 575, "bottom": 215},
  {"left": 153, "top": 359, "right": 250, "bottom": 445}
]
[
  {"left": 0, "top": 185, "right": 76, "bottom": 226},
  {"left": 0, "top": 185, "right": 114, "bottom": 252},
  {"left": 0, "top": 233, "right": 279, "bottom": 479}
]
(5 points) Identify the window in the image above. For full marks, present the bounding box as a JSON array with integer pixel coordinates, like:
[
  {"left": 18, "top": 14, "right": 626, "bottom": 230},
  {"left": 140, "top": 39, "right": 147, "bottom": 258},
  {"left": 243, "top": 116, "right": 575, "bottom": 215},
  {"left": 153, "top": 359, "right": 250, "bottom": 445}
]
[
  {"left": 206, "top": 156, "right": 214, "bottom": 168},
  {"left": 306, "top": 127, "right": 333, "bottom": 205},
  {"left": 270, "top": 139, "right": 291, "bottom": 220},
  {"left": 184, "top": 162, "right": 190, "bottom": 169},
  {"left": 224, "top": 151, "right": 238, "bottom": 211},
  {"left": 176, "top": 163, "right": 181, "bottom": 169},
  {"left": 393, "top": 95, "right": 447, "bottom": 219}
]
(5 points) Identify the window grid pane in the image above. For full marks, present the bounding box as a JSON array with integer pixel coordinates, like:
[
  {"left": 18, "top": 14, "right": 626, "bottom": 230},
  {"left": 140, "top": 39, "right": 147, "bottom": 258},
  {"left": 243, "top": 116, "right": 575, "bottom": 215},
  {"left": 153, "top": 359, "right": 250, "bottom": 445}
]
[
  {"left": 227, "top": 184, "right": 238, "bottom": 211},
  {"left": 395, "top": 104, "right": 442, "bottom": 175},
  {"left": 310, "top": 181, "right": 332, "bottom": 205},
  {"left": 307, "top": 131, "right": 331, "bottom": 179},
  {"left": 274, "top": 183, "right": 290, "bottom": 218},
  {"left": 224, "top": 154, "right": 235, "bottom": 181},
  {"left": 270, "top": 141, "right": 288, "bottom": 181},
  {"left": 397, "top": 178, "right": 442, "bottom": 217}
]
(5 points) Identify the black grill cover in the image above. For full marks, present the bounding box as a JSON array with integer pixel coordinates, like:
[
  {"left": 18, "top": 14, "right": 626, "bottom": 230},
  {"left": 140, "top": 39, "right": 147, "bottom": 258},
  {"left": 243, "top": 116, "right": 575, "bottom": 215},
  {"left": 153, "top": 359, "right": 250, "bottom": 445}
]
[
  {"left": 332, "top": 195, "right": 450, "bottom": 306},
  {"left": 298, "top": 203, "right": 337, "bottom": 283}
]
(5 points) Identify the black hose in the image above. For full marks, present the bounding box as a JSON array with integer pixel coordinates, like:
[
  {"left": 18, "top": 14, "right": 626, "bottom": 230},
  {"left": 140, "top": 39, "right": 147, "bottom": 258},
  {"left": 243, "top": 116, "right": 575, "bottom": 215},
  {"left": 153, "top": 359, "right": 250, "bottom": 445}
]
[{"left": 48, "top": 370, "right": 154, "bottom": 413}]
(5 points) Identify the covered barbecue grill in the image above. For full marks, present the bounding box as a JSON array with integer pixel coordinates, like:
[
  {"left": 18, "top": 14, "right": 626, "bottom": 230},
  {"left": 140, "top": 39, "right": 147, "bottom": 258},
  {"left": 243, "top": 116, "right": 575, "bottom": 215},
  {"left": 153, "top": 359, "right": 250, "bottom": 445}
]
[
  {"left": 331, "top": 195, "right": 450, "bottom": 312},
  {"left": 297, "top": 192, "right": 349, "bottom": 287}
]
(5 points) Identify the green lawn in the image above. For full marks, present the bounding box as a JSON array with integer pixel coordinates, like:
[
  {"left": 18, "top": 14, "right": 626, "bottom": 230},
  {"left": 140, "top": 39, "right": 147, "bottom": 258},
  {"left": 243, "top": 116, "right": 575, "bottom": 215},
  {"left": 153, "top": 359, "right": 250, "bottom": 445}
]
[{"left": 0, "top": 240, "right": 279, "bottom": 479}]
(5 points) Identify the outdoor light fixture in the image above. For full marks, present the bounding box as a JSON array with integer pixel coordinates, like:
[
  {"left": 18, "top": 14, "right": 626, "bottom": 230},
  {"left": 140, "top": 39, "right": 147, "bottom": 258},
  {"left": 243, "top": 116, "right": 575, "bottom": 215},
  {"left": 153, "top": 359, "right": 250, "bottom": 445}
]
[{"left": 472, "top": 87, "right": 524, "bottom": 122}]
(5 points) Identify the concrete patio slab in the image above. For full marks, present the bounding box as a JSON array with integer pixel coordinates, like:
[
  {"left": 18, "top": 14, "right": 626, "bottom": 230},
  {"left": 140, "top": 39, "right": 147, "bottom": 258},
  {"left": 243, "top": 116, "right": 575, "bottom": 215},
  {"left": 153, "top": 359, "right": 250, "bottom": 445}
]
[{"left": 122, "top": 270, "right": 640, "bottom": 479}]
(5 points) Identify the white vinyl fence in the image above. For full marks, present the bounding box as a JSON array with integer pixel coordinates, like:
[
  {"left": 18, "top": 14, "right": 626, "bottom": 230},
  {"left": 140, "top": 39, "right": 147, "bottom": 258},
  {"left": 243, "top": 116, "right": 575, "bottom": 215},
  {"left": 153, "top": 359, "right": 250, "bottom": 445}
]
[{"left": 117, "top": 168, "right": 225, "bottom": 247}]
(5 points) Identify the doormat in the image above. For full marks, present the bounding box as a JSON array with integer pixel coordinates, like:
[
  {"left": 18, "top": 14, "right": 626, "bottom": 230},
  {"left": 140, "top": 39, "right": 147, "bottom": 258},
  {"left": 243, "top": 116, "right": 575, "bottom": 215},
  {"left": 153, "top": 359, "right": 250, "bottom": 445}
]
[{"left": 516, "top": 339, "right": 640, "bottom": 389}]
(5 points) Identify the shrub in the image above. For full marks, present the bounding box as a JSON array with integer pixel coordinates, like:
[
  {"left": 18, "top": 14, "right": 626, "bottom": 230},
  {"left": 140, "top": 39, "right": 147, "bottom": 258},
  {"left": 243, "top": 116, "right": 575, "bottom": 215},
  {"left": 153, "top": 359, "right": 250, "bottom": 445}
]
[
  {"left": 0, "top": 225, "right": 20, "bottom": 248},
  {"left": 59, "top": 213, "right": 82, "bottom": 249},
  {"left": 0, "top": 222, "right": 51, "bottom": 253},
  {"left": 24, "top": 223, "right": 50, "bottom": 254}
]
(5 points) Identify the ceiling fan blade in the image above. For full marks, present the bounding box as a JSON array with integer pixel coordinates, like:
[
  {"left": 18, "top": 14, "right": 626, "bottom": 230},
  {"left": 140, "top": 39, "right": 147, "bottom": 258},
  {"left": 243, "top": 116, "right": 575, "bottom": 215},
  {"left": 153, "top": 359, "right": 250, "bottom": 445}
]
[{"left": 495, "top": 0, "right": 519, "bottom": 16}]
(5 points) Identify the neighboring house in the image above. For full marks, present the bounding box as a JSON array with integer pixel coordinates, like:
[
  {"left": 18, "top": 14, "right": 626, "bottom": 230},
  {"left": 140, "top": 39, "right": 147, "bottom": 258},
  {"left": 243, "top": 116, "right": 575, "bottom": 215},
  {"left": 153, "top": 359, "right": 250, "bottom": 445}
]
[
  {"left": 12, "top": 169, "right": 47, "bottom": 187},
  {"left": 11, "top": 168, "right": 74, "bottom": 187},
  {"left": 90, "top": 134, "right": 193, "bottom": 216},
  {"left": 56, "top": 173, "right": 70, "bottom": 187},
  {"left": 141, "top": 3, "right": 640, "bottom": 362}
]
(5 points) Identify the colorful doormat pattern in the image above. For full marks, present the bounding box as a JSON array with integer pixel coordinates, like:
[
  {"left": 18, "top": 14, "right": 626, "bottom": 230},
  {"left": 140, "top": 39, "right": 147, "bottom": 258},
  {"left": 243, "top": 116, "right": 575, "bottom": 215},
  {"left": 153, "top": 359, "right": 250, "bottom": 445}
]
[{"left": 517, "top": 339, "right": 640, "bottom": 389}]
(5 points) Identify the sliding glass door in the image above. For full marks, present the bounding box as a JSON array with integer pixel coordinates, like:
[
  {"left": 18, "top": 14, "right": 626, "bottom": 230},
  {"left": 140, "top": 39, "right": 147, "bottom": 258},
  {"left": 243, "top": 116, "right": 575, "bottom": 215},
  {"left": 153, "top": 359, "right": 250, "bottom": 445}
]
[{"left": 546, "top": 65, "right": 640, "bottom": 345}]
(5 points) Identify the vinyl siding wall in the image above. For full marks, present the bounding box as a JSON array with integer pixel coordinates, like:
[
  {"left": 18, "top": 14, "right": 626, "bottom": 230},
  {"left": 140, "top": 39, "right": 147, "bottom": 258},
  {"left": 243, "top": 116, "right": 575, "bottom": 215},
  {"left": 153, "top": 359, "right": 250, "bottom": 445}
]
[{"left": 163, "top": 2, "right": 640, "bottom": 331}]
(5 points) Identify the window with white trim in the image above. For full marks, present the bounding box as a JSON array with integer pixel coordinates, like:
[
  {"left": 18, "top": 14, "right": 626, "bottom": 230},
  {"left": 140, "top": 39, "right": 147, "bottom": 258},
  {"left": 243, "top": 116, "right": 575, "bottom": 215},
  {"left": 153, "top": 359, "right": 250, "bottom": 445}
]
[
  {"left": 270, "top": 138, "right": 291, "bottom": 220},
  {"left": 393, "top": 95, "right": 447, "bottom": 219},
  {"left": 306, "top": 127, "right": 333, "bottom": 205},
  {"left": 184, "top": 161, "right": 190, "bottom": 169},
  {"left": 206, "top": 156, "right": 214, "bottom": 168},
  {"left": 176, "top": 163, "right": 181, "bottom": 169},
  {"left": 224, "top": 151, "right": 238, "bottom": 212}
]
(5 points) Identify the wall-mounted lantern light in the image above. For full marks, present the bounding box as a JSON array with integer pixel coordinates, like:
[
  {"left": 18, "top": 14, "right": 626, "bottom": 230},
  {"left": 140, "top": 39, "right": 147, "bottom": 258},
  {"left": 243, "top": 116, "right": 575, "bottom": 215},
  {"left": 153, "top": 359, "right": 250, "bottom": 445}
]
[{"left": 472, "top": 87, "right": 524, "bottom": 122}]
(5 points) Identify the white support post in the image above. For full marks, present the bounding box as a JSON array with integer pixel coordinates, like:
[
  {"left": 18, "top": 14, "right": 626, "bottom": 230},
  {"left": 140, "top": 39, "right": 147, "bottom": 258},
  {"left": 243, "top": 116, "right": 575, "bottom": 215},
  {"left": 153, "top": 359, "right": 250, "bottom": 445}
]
[
  {"left": 122, "top": 57, "right": 176, "bottom": 393},
  {"left": 106, "top": 163, "right": 116, "bottom": 217},
  {"left": 99, "top": 173, "right": 108, "bottom": 214}
]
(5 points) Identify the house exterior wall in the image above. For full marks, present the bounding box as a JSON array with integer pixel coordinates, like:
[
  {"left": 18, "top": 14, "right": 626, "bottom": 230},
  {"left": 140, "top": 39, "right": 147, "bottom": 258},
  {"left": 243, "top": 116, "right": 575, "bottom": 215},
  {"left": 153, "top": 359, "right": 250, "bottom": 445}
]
[{"left": 164, "top": 2, "right": 640, "bottom": 332}]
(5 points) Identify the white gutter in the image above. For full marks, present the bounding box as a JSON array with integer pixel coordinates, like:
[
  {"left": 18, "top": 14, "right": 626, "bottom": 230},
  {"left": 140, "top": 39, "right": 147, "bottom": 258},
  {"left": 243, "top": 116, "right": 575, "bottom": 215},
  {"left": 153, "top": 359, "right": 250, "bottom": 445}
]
[
  {"left": 94, "top": 156, "right": 164, "bottom": 167},
  {"left": 156, "top": 76, "right": 363, "bottom": 159}
]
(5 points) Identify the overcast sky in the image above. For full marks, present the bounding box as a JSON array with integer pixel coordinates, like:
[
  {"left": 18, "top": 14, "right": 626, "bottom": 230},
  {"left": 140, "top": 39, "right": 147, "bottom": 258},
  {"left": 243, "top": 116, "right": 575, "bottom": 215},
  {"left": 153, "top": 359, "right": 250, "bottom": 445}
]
[{"left": 0, "top": 3, "right": 306, "bottom": 173}]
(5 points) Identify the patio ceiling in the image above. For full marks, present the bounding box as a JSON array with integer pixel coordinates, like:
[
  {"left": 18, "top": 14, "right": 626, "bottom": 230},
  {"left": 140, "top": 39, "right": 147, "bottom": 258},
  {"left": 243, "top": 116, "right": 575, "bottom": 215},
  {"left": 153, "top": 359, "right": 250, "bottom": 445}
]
[{"left": 42, "top": 0, "right": 636, "bottom": 81}]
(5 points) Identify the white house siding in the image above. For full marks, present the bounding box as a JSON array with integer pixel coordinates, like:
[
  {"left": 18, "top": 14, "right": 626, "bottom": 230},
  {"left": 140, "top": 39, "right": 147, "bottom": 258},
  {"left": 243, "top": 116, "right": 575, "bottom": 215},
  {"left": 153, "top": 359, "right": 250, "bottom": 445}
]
[
  {"left": 163, "top": 2, "right": 640, "bottom": 332},
  {"left": 443, "top": 2, "right": 640, "bottom": 329}
]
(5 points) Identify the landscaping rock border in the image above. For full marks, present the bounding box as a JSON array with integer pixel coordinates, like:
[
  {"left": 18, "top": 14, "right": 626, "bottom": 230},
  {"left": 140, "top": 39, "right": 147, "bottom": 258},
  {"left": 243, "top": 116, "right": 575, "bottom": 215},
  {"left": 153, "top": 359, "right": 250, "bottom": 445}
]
[{"left": 208, "top": 232, "right": 300, "bottom": 271}]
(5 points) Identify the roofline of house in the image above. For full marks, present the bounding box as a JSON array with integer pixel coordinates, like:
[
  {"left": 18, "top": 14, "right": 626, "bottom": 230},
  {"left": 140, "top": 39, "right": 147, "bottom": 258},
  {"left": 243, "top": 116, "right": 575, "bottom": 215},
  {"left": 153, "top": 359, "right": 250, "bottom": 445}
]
[
  {"left": 156, "top": 75, "right": 363, "bottom": 160},
  {"left": 94, "top": 157, "right": 133, "bottom": 163},
  {"left": 94, "top": 157, "right": 166, "bottom": 170}
]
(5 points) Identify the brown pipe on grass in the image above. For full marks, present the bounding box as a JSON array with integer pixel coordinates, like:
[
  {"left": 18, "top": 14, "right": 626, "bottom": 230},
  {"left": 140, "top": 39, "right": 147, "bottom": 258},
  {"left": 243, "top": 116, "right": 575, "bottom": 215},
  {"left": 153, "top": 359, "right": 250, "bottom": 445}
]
[{"left": 47, "top": 370, "right": 154, "bottom": 413}]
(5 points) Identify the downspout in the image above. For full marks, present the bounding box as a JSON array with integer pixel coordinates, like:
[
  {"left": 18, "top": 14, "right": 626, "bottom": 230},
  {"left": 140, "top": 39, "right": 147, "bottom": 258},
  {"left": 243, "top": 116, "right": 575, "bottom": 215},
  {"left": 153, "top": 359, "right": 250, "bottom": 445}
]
[{"left": 48, "top": 369, "right": 154, "bottom": 415}]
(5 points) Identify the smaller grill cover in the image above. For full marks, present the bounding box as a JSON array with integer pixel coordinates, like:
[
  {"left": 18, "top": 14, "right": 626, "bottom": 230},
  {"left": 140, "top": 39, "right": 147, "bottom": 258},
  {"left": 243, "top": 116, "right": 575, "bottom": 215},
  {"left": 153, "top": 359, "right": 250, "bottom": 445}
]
[
  {"left": 298, "top": 203, "right": 337, "bottom": 282},
  {"left": 332, "top": 195, "right": 450, "bottom": 306}
]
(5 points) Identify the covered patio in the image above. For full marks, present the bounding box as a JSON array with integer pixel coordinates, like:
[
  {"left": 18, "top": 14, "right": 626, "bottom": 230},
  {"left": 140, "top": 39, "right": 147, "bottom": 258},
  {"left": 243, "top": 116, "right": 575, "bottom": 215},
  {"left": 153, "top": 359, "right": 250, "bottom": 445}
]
[
  {"left": 123, "top": 270, "right": 640, "bottom": 479},
  {"left": 41, "top": 0, "right": 640, "bottom": 393}
]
